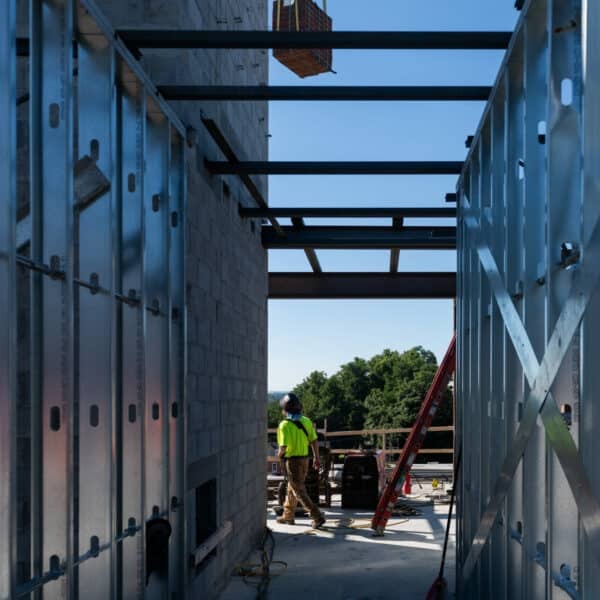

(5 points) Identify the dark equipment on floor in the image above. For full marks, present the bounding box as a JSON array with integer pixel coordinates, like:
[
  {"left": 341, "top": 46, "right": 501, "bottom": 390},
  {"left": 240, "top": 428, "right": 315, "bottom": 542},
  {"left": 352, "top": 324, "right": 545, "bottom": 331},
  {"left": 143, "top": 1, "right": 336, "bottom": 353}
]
[
  {"left": 341, "top": 452, "right": 385, "bottom": 509},
  {"left": 273, "top": 0, "right": 332, "bottom": 77}
]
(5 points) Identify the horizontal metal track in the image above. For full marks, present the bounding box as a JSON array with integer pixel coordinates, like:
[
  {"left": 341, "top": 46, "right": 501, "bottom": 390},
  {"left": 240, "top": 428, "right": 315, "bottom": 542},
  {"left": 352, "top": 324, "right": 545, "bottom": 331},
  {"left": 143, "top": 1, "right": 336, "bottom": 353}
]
[
  {"left": 262, "top": 225, "right": 456, "bottom": 249},
  {"left": 206, "top": 161, "right": 464, "bottom": 175},
  {"left": 269, "top": 272, "right": 456, "bottom": 299},
  {"left": 117, "top": 30, "right": 512, "bottom": 50},
  {"left": 240, "top": 207, "right": 457, "bottom": 219},
  {"left": 159, "top": 85, "right": 492, "bottom": 102}
]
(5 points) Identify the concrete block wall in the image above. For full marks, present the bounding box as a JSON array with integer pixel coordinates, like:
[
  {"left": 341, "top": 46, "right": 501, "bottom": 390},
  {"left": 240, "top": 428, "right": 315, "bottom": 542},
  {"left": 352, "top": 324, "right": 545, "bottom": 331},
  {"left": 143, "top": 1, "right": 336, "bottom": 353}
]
[{"left": 97, "top": 1, "right": 269, "bottom": 597}]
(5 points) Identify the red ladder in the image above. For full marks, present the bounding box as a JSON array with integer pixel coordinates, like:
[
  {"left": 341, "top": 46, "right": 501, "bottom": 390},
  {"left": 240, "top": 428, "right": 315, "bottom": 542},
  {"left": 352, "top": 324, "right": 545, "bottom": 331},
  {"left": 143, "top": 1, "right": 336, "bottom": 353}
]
[{"left": 371, "top": 334, "right": 456, "bottom": 535}]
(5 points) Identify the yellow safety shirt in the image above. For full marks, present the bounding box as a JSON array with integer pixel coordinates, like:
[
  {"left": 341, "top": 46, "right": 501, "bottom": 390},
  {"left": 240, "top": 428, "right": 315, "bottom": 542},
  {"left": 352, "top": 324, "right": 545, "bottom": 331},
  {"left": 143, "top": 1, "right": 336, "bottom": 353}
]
[{"left": 277, "top": 416, "right": 317, "bottom": 458}]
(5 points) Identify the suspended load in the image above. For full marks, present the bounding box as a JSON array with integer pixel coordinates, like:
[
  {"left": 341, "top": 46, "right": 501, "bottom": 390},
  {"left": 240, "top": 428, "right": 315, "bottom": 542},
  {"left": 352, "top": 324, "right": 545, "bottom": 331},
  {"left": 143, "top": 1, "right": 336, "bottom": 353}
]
[{"left": 273, "top": 0, "right": 333, "bottom": 78}]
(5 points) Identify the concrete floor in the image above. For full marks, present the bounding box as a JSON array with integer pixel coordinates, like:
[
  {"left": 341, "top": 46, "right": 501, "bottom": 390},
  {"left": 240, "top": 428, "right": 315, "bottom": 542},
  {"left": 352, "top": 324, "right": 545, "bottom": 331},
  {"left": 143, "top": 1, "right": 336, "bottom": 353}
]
[{"left": 220, "top": 495, "right": 455, "bottom": 600}]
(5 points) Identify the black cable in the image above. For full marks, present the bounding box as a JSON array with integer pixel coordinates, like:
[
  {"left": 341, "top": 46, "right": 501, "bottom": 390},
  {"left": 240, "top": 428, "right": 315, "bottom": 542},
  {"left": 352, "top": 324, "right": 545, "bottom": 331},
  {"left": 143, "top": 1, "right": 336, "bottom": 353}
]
[
  {"left": 256, "top": 527, "right": 276, "bottom": 599},
  {"left": 438, "top": 448, "right": 461, "bottom": 580}
]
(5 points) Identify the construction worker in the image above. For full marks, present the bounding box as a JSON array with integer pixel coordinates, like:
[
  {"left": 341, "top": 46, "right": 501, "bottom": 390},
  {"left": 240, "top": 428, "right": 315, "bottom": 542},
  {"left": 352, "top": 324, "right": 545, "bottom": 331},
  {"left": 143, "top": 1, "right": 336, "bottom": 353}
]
[{"left": 276, "top": 393, "right": 326, "bottom": 529}]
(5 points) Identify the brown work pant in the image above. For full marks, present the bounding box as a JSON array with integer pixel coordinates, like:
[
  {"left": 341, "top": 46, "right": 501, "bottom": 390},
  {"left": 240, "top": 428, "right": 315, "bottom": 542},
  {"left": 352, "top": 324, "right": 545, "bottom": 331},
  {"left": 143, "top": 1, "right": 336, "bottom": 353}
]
[{"left": 283, "top": 457, "right": 322, "bottom": 521}]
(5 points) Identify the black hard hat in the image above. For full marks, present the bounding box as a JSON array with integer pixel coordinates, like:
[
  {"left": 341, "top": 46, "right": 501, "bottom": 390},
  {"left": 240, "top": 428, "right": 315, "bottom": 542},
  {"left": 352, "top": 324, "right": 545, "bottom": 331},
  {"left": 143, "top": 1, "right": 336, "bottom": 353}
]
[{"left": 280, "top": 393, "right": 302, "bottom": 414}]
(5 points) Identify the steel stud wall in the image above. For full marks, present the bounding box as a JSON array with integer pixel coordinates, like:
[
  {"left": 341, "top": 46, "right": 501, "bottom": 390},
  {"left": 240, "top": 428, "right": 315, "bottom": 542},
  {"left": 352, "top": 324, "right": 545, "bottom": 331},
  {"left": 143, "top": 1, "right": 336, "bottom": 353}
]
[
  {"left": 0, "top": 0, "right": 18, "bottom": 597},
  {"left": 0, "top": 0, "right": 187, "bottom": 597},
  {"left": 457, "top": 0, "right": 600, "bottom": 598}
]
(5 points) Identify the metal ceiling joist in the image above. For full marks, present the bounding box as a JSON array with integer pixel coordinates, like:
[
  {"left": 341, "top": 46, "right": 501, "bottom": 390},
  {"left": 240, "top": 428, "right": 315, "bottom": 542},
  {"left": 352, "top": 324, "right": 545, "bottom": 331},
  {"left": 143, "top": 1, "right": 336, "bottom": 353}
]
[
  {"left": 269, "top": 272, "right": 456, "bottom": 299},
  {"left": 239, "top": 207, "right": 456, "bottom": 219},
  {"left": 117, "top": 30, "right": 512, "bottom": 50},
  {"left": 200, "top": 117, "right": 284, "bottom": 236},
  {"left": 263, "top": 225, "right": 456, "bottom": 249},
  {"left": 206, "top": 161, "right": 464, "bottom": 176},
  {"left": 291, "top": 217, "right": 322, "bottom": 273},
  {"left": 159, "top": 85, "right": 493, "bottom": 102}
]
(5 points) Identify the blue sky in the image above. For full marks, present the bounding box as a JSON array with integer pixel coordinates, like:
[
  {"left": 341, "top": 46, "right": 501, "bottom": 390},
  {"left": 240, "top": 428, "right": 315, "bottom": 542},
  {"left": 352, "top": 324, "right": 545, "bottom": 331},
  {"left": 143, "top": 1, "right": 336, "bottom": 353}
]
[{"left": 267, "top": 0, "right": 518, "bottom": 390}]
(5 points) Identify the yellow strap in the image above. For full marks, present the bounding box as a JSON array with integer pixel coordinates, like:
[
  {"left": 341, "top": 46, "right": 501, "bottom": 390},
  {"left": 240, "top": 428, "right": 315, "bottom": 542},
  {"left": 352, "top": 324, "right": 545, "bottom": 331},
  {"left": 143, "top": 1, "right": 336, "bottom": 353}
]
[
  {"left": 295, "top": 0, "right": 300, "bottom": 32},
  {"left": 276, "top": 0, "right": 282, "bottom": 31}
]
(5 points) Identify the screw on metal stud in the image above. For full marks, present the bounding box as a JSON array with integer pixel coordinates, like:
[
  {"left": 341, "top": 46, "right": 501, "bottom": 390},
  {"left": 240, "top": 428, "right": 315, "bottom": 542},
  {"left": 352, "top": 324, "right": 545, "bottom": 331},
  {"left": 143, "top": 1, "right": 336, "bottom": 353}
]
[
  {"left": 560, "top": 242, "right": 581, "bottom": 270},
  {"left": 90, "top": 273, "right": 100, "bottom": 294},
  {"left": 90, "top": 536, "right": 100, "bottom": 558},
  {"left": 148, "top": 298, "right": 160, "bottom": 316},
  {"left": 49, "top": 255, "right": 64, "bottom": 280}
]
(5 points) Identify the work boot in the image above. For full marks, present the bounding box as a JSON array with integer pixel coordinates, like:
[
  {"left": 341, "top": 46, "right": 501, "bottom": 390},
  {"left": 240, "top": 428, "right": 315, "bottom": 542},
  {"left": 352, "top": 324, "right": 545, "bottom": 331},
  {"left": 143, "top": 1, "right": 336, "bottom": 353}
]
[
  {"left": 276, "top": 516, "right": 295, "bottom": 525},
  {"left": 311, "top": 515, "right": 326, "bottom": 530}
]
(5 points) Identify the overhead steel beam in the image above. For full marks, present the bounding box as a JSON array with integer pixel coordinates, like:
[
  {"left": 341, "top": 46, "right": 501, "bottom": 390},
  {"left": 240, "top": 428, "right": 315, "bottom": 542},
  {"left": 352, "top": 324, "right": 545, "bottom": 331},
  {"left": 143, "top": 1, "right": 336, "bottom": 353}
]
[
  {"left": 117, "top": 30, "right": 512, "bottom": 50},
  {"left": 206, "top": 161, "right": 464, "bottom": 176},
  {"left": 291, "top": 217, "right": 322, "bottom": 273},
  {"left": 262, "top": 225, "right": 456, "bottom": 249},
  {"left": 269, "top": 272, "right": 456, "bottom": 299},
  {"left": 200, "top": 117, "right": 284, "bottom": 235},
  {"left": 159, "top": 85, "right": 492, "bottom": 102},
  {"left": 240, "top": 206, "right": 456, "bottom": 219}
]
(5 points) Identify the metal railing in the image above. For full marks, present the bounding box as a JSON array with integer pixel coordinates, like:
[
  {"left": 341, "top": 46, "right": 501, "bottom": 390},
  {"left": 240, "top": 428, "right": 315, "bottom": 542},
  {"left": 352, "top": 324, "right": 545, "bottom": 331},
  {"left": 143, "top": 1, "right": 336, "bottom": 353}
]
[{"left": 267, "top": 425, "right": 455, "bottom": 464}]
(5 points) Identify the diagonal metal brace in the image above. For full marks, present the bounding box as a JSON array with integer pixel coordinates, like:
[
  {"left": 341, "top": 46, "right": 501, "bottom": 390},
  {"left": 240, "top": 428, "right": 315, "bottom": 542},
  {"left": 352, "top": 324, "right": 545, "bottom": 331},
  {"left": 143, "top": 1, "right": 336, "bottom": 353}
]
[{"left": 461, "top": 201, "right": 600, "bottom": 582}]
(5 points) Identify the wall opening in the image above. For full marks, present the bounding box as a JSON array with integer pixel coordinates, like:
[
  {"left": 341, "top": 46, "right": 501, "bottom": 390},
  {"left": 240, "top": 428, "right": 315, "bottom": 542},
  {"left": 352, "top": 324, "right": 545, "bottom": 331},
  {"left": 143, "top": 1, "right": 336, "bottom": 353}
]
[{"left": 196, "top": 478, "right": 218, "bottom": 571}]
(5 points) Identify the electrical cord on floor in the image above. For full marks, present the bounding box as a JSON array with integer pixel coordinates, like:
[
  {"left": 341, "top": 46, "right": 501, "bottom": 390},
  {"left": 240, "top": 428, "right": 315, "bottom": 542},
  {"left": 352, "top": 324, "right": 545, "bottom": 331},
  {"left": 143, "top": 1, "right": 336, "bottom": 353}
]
[
  {"left": 300, "top": 517, "right": 409, "bottom": 535},
  {"left": 232, "top": 527, "right": 287, "bottom": 599}
]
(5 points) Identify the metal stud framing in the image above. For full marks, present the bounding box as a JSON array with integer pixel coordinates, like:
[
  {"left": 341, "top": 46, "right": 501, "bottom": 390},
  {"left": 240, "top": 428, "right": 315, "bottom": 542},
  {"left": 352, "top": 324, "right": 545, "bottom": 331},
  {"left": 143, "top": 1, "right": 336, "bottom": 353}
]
[
  {"left": 0, "top": 0, "right": 17, "bottom": 598},
  {"left": 457, "top": 0, "right": 600, "bottom": 598},
  {"left": 0, "top": 1, "right": 187, "bottom": 597}
]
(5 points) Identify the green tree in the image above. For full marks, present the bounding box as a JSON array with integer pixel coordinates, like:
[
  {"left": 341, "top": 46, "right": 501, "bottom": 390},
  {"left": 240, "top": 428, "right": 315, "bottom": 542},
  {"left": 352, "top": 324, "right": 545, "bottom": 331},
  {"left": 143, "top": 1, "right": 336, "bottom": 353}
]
[
  {"left": 291, "top": 370, "right": 329, "bottom": 423},
  {"left": 364, "top": 346, "right": 449, "bottom": 428},
  {"left": 267, "top": 400, "right": 282, "bottom": 428},
  {"left": 272, "top": 345, "right": 453, "bottom": 445}
]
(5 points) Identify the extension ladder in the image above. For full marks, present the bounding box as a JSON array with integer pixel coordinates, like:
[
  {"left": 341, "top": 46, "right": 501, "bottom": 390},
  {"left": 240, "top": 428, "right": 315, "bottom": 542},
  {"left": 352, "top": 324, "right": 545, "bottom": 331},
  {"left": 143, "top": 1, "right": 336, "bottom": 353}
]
[{"left": 371, "top": 334, "right": 456, "bottom": 535}]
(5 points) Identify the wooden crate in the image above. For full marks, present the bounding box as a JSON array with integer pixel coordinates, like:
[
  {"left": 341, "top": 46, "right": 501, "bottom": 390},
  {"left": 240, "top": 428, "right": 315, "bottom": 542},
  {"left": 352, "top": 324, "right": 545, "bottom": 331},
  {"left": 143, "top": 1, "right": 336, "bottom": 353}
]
[{"left": 273, "top": 0, "right": 332, "bottom": 78}]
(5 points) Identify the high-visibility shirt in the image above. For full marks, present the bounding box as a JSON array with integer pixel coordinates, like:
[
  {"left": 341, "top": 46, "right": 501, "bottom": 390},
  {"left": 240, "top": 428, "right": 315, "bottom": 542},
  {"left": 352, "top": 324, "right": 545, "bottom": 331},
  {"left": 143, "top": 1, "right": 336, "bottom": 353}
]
[{"left": 277, "top": 416, "right": 317, "bottom": 458}]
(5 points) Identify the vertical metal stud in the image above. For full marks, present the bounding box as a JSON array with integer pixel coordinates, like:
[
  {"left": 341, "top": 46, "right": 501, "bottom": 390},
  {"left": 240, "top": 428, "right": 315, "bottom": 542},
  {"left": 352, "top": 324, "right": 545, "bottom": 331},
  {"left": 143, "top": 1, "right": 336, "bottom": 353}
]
[
  {"left": 488, "top": 78, "right": 508, "bottom": 600},
  {"left": 546, "top": 0, "right": 583, "bottom": 596},
  {"left": 143, "top": 111, "right": 171, "bottom": 597},
  {"left": 504, "top": 38, "right": 526, "bottom": 600},
  {"left": 0, "top": 0, "right": 18, "bottom": 597},
  {"left": 522, "top": 1, "right": 549, "bottom": 597},
  {"left": 468, "top": 144, "right": 483, "bottom": 599},
  {"left": 478, "top": 126, "right": 493, "bottom": 600},
  {"left": 76, "top": 12, "right": 117, "bottom": 598},
  {"left": 458, "top": 167, "right": 473, "bottom": 600},
  {"left": 581, "top": 0, "right": 600, "bottom": 597},
  {"left": 120, "top": 86, "right": 147, "bottom": 598},
  {"left": 168, "top": 133, "right": 186, "bottom": 599},
  {"left": 30, "top": 0, "right": 75, "bottom": 597}
]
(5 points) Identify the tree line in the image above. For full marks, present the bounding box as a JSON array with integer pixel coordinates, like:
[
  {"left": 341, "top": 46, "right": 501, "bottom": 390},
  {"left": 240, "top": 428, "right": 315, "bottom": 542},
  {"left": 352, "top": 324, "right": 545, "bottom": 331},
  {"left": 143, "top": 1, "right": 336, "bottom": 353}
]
[{"left": 268, "top": 346, "right": 453, "bottom": 452}]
